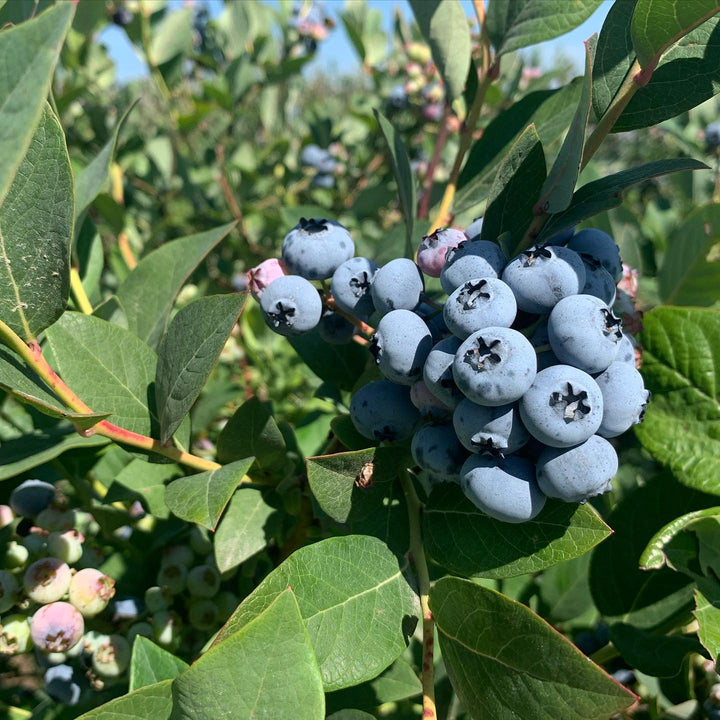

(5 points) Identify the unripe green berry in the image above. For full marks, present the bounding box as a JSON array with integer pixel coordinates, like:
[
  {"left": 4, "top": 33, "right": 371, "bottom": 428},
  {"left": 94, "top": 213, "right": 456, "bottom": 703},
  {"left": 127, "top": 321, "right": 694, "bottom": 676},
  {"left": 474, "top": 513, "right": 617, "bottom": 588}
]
[
  {"left": 36, "top": 507, "right": 75, "bottom": 532},
  {"left": 81, "top": 630, "right": 109, "bottom": 656},
  {"left": 68, "top": 569, "right": 115, "bottom": 617},
  {"left": 187, "top": 565, "right": 220, "bottom": 599},
  {"left": 127, "top": 622, "right": 153, "bottom": 643},
  {"left": 152, "top": 610, "right": 181, "bottom": 648},
  {"left": 4, "top": 540, "right": 29, "bottom": 570},
  {"left": 92, "top": 634, "right": 131, "bottom": 677},
  {"left": 156, "top": 562, "right": 187, "bottom": 594},
  {"left": 21, "top": 531, "right": 47, "bottom": 557},
  {"left": 161, "top": 545, "right": 194, "bottom": 568},
  {"left": 73, "top": 510, "right": 98, "bottom": 535},
  {"left": 144, "top": 585, "right": 171, "bottom": 612},
  {"left": 188, "top": 599, "right": 218, "bottom": 631},
  {"left": 23, "top": 558, "right": 72, "bottom": 604},
  {"left": 31, "top": 602, "right": 84, "bottom": 652},
  {"left": 0, "top": 614, "right": 33, "bottom": 654},
  {"left": 47, "top": 530, "right": 84, "bottom": 564},
  {"left": 44, "top": 650, "right": 68, "bottom": 664},
  {"left": 78, "top": 545, "right": 104, "bottom": 569},
  {"left": 0, "top": 570, "right": 19, "bottom": 613},
  {"left": 215, "top": 591, "right": 239, "bottom": 622},
  {"left": 189, "top": 526, "right": 213, "bottom": 555}
]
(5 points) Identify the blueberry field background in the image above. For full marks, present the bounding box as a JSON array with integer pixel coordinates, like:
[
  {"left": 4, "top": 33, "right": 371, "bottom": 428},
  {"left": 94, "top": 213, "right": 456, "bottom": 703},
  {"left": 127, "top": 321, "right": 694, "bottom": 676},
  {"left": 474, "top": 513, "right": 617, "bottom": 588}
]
[{"left": 1, "top": 0, "right": 720, "bottom": 718}]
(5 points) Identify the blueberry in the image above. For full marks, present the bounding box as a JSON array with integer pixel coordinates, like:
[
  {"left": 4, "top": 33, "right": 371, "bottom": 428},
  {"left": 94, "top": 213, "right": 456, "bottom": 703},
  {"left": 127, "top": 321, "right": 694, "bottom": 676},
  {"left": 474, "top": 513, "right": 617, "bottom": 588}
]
[
  {"left": 529, "top": 321, "right": 560, "bottom": 371},
  {"left": 706, "top": 122, "right": 720, "bottom": 148},
  {"left": 371, "top": 258, "right": 424, "bottom": 315},
  {"left": 611, "top": 669, "right": 636, "bottom": 687},
  {"left": 318, "top": 310, "right": 355, "bottom": 344},
  {"left": 31, "top": 602, "right": 84, "bottom": 653},
  {"left": 0, "top": 614, "right": 32, "bottom": 655},
  {"left": 36, "top": 507, "right": 75, "bottom": 532},
  {"left": 162, "top": 545, "right": 195, "bottom": 567},
  {"left": 453, "top": 399, "right": 528, "bottom": 455},
  {"left": 568, "top": 229, "right": 622, "bottom": 281},
  {"left": 189, "top": 526, "right": 213, "bottom": 556},
  {"left": 616, "top": 333, "right": 636, "bottom": 365},
  {"left": 410, "top": 380, "right": 452, "bottom": 419},
  {"left": 440, "top": 239, "right": 506, "bottom": 295},
  {"left": 502, "top": 245, "right": 586, "bottom": 313},
  {"left": 4, "top": 541, "right": 28, "bottom": 570},
  {"left": 68, "top": 569, "right": 116, "bottom": 618},
  {"left": 281, "top": 218, "right": 354, "bottom": 280},
  {"left": 47, "top": 529, "right": 84, "bottom": 564},
  {"left": 92, "top": 634, "right": 131, "bottom": 677},
  {"left": 443, "top": 278, "right": 517, "bottom": 339},
  {"left": 0, "top": 504, "right": 13, "bottom": 528},
  {"left": 24, "top": 558, "right": 72, "bottom": 605},
  {"left": 536, "top": 435, "right": 618, "bottom": 503},
  {"left": 465, "top": 216, "right": 484, "bottom": 241},
  {"left": 452, "top": 327, "right": 536, "bottom": 406},
  {"left": 580, "top": 255, "right": 616, "bottom": 305},
  {"left": 144, "top": 585, "right": 171, "bottom": 612},
  {"left": 187, "top": 565, "right": 221, "bottom": 598},
  {"left": 311, "top": 173, "right": 335, "bottom": 189},
  {"left": 350, "top": 380, "right": 420, "bottom": 441},
  {"left": 247, "top": 258, "right": 287, "bottom": 300},
  {"left": 411, "top": 423, "right": 468, "bottom": 480},
  {"left": 460, "top": 455, "right": 546, "bottom": 523},
  {"left": 10, "top": 479, "right": 55, "bottom": 517},
  {"left": 189, "top": 599, "right": 219, "bottom": 631},
  {"left": 44, "top": 663, "right": 82, "bottom": 705},
  {"left": 519, "top": 365, "right": 604, "bottom": 447},
  {"left": 415, "top": 302, "right": 450, "bottom": 342},
  {"left": 151, "top": 610, "right": 181, "bottom": 649},
  {"left": 547, "top": 226, "right": 575, "bottom": 245},
  {"left": 548, "top": 295, "right": 621, "bottom": 373},
  {"left": 156, "top": 562, "right": 187, "bottom": 595},
  {"left": 594, "top": 361, "right": 650, "bottom": 438},
  {"left": 371, "top": 309, "right": 433, "bottom": 385},
  {"left": 416, "top": 228, "right": 466, "bottom": 278},
  {"left": 423, "top": 336, "right": 464, "bottom": 408},
  {"left": 112, "top": 7, "right": 133, "bottom": 26},
  {"left": 259, "top": 275, "right": 322, "bottom": 336},
  {"left": 300, "top": 144, "right": 336, "bottom": 173},
  {"left": 331, "top": 257, "right": 379, "bottom": 321},
  {"left": 0, "top": 570, "right": 19, "bottom": 613}
]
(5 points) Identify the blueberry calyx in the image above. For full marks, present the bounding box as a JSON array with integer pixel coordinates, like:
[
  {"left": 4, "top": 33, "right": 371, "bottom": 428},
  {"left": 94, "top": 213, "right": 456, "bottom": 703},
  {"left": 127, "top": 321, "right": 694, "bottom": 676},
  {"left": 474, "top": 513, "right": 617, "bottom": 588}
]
[
  {"left": 369, "top": 335, "right": 381, "bottom": 363},
  {"left": 445, "top": 239, "right": 468, "bottom": 264},
  {"left": 463, "top": 337, "right": 502, "bottom": 373},
  {"left": 521, "top": 245, "right": 552, "bottom": 266},
  {"left": 269, "top": 300, "right": 296, "bottom": 327},
  {"left": 349, "top": 271, "right": 371, "bottom": 297},
  {"left": 298, "top": 217, "right": 329, "bottom": 234},
  {"left": 601, "top": 308, "right": 623, "bottom": 339},
  {"left": 457, "top": 279, "right": 490, "bottom": 310},
  {"left": 471, "top": 436, "right": 505, "bottom": 457},
  {"left": 550, "top": 383, "right": 591, "bottom": 423},
  {"left": 373, "top": 425, "right": 397, "bottom": 441}
]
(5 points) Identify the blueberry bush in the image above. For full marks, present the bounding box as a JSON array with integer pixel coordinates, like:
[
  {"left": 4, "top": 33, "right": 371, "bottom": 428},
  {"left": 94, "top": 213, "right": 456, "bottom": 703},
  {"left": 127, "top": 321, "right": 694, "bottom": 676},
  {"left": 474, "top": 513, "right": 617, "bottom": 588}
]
[{"left": 2, "top": 1, "right": 720, "bottom": 718}]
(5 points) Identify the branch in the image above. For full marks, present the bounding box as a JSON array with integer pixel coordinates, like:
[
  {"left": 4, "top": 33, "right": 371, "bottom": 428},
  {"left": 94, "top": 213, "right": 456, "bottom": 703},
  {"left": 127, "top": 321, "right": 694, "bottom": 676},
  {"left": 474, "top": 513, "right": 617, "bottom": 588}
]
[
  {"left": 418, "top": 106, "right": 452, "bottom": 220},
  {"left": 70, "top": 268, "right": 93, "bottom": 314}
]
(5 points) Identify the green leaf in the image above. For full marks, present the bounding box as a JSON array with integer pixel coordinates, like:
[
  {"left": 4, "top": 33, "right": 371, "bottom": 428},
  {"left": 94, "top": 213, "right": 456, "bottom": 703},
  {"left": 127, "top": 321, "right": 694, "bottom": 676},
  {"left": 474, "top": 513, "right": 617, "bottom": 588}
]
[
  {"left": 116, "top": 222, "right": 236, "bottom": 350},
  {"left": 0, "top": 422, "right": 108, "bottom": 481},
  {"left": 635, "top": 308, "right": 720, "bottom": 495},
  {"left": 423, "top": 483, "right": 610, "bottom": 578},
  {"left": 589, "top": 472, "right": 717, "bottom": 628},
  {"left": 538, "top": 159, "right": 709, "bottom": 241},
  {"left": 216, "top": 535, "right": 417, "bottom": 691},
  {"left": 409, "top": 0, "right": 471, "bottom": 101},
  {"left": 537, "top": 552, "right": 594, "bottom": 623},
  {"left": 430, "top": 577, "right": 635, "bottom": 719},
  {"left": 129, "top": 636, "right": 188, "bottom": 692},
  {"left": 609, "top": 623, "right": 704, "bottom": 677},
  {"left": 641, "top": 507, "right": 720, "bottom": 569},
  {"left": 374, "top": 110, "right": 416, "bottom": 258},
  {"left": 76, "top": 679, "right": 173, "bottom": 720},
  {"left": 617, "top": 16, "right": 720, "bottom": 131},
  {"left": 306, "top": 447, "right": 409, "bottom": 554},
  {"left": 214, "top": 486, "right": 279, "bottom": 573},
  {"left": 164, "top": 457, "right": 255, "bottom": 531},
  {"left": 536, "top": 37, "right": 594, "bottom": 214},
  {"left": 481, "top": 124, "right": 546, "bottom": 256},
  {"left": 172, "top": 590, "right": 325, "bottom": 720},
  {"left": 658, "top": 204, "right": 720, "bottom": 306},
  {"left": 0, "top": 104, "right": 73, "bottom": 340},
  {"left": 288, "top": 331, "right": 368, "bottom": 392},
  {"left": 694, "top": 589, "right": 720, "bottom": 660},
  {"left": 75, "top": 100, "right": 138, "bottom": 222},
  {"left": 0, "top": 2, "right": 74, "bottom": 205},
  {"left": 487, "top": 0, "right": 603, "bottom": 56},
  {"left": 156, "top": 293, "right": 246, "bottom": 443},
  {"left": 630, "top": 0, "right": 720, "bottom": 69},
  {"left": 216, "top": 396, "right": 286, "bottom": 469},
  {"left": 327, "top": 712, "right": 375, "bottom": 720},
  {"left": 44, "top": 312, "right": 158, "bottom": 437},
  {"left": 105, "top": 458, "right": 181, "bottom": 519},
  {"left": 456, "top": 81, "right": 582, "bottom": 213},
  {"left": 592, "top": 0, "right": 637, "bottom": 120},
  {"left": 149, "top": 7, "right": 194, "bottom": 66}
]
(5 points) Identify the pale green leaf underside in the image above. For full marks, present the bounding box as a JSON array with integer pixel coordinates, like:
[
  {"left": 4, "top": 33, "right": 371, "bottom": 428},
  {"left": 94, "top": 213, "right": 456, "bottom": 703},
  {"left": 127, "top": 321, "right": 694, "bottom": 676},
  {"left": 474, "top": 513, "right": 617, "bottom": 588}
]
[{"left": 695, "top": 589, "right": 720, "bottom": 660}]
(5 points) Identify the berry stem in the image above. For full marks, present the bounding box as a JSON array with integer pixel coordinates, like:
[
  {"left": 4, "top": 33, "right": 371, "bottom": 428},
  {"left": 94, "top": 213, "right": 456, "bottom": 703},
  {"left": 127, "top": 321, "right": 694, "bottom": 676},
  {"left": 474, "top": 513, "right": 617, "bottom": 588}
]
[
  {"left": 70, "top": 268, "right": 93, "bottom": 315},
  {"left": 323, "top": 296, "right": 375, "bottom": 336},
  {"left": 399, "top": 469, "right": 436, "bottom": 720}
]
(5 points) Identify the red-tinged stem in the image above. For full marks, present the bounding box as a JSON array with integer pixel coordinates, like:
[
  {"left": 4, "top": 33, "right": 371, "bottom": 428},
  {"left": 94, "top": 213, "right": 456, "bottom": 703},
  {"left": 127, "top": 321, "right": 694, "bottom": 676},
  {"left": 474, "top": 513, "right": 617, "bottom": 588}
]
[
  {"left": 418, "top": 106, "right": 452, "bottom": 220},
  {"left": 324, "top": 296, "right": 375, "bottom": 336}
]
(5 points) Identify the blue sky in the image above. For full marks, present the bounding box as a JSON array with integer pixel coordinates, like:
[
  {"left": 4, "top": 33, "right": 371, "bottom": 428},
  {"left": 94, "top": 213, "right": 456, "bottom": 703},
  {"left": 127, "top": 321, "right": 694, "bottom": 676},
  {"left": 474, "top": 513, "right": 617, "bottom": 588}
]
[{"left": 101, "top": 0, "right": 613, "bottom": 83}]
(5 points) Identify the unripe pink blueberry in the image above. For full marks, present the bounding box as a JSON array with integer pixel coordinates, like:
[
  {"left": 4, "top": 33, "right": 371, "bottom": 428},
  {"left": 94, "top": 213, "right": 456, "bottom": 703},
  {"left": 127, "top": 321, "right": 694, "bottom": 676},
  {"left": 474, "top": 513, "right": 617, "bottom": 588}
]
[
  {"left": 23, "top": 558, "right": 72, "bottom": 604},
  {"left": 47, "top": 530, "right": 84, "bottom": 564},
  {"left": 31, "top": 602, "right": 84, "bottom": 653},
  {"left": 0, "top": 614, "right": 33, "bottom": 654},
  {"left": 68, "top": 569, "right": 115, "bottom": 617},
  {"left": 0, "top": 504, "right": 13, "bottom": 528},
  {"left": 248, "top": 258, "right": 288, "bottom": 300},
  {"left": 416, "top": 228, "right": 467, "bottom": 278}
]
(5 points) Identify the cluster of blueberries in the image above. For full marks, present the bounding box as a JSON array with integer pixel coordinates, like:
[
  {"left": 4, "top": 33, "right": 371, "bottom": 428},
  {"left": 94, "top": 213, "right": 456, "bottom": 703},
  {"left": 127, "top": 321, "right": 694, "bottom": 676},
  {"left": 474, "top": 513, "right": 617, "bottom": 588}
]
[
  {"left": 300, "top": 144, "right": 338, "bottom": 189},
  {"left": 250, "top": 215, "right": 649, "bottom": 523},
  {"left": 0, "top": 481, "right": 238, "bottom": 707}
]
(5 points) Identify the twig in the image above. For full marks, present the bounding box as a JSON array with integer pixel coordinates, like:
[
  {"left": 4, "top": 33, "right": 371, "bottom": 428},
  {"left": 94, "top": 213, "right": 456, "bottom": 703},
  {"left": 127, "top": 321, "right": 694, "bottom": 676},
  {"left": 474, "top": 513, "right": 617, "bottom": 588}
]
[
  {"left": 418, "top": 106, "right": 452, "bottom": 220},
  {"left": 118, "top": 232, "right": 137, "bottom": 270},
  {"left": 70, "top": 268, "right": 93, "bottom": 314}
]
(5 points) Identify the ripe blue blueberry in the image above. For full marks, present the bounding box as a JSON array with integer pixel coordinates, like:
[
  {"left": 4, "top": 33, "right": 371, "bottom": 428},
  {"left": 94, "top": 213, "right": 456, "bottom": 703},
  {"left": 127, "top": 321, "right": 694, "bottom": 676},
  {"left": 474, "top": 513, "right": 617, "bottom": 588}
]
[
  {"left": 282, "top": 218, "right": 354, "bottom": 280},
  {"left": 501, "top": 245, "right": 586, "bottom": 314},
  {"left": 415, "top": 302, "right": 450, "bottom": 342},
  {"left": 452, "top": 327, "right": 536, "bottom": 406},
  {"left": 616, "top": 333, "right": 636, "bottom": 365},
  {"left": 536, "top": 435, "right": 618, "bottom": 503},
  {"left": 44, "top": 663, "right": 82, "bottom": 705},
  {"left": 371, "top": 258, "right": 424, "bottom": 315},
  {"left": 9, "top": 479, "right": 55, "bottom": 517},
  {"left": 519, "top": 365, "right": 604, "bottom": 447},
  {"left": 416, "top": 228, "right": 466, "bottom": 278},
  {"left": 581, "top": 256, "right": 616, "bottom": 305},
  {"left": 546, "top": 226, "right": 575, "bottom": 245},
  {"left": 410, "top": 380, "right": 453, "bottom": 419},
  {"left": 331, "top": 257, "right": 378, "bottom": 321},
  {"left": 411, "top": 423, "right": 468, "bottom": 480},
  {"left": 371, "top": 309, "right": 433, "bottom": 385},
  {"left": 529, "top": 321, "right": 560, "bottom": 371},
  {"left": 311, "top": 173, "right": 335, "bottom": 189},
  {"left": 568, "top": 229, "right": 623, "bottom": 281},
  {"left": 443, "top": 278, "right": 517, "bottom": 339},
  {"left": 440, "top": 239, "right": 506, "bottom": 295},
  {"left": 423, "top": 336, "right": 464, "bottom": 408},
  {"left": 460, "top": 455, "right": 546, "bottom": 523},
  {"left": 112, "top": 598, "right": 143, "bottom": 621},
  {"left": 318, "top": 310, "right": 355, "bottom": 344},
  {"left": 452, "top": 399, "right": 528, "bottom": 455},
  {"left": 300, "top": 144, "right": 336, "bottom": 173},
  {"left": 465, "top": 216, "right": 483, "bottom": 241},
  {"left": 350, "top": 380, "right": 420, "bottom": 441},
  {"left": 548, "top": 295, "right": 622, "bottom": 373},
  {"left": 594, "top": 361, "right": 650, "bottom": 438},
  {"left": 259, "top": 275, "right": 322, "bottom": 336},
  {"left": 706, "top": 122, "right": 720, "bottom": 148}
]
